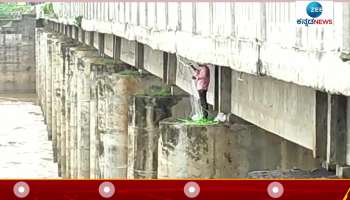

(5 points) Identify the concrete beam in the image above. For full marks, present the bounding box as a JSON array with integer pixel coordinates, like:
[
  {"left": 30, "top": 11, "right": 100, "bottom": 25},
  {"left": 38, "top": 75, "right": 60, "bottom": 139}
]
[
  {"left": 113, "top": 36, "right": 121, "bottom": 61},
  {"left": 166, "top": 53, "right": 177, "bottom": 86},
  {"left": 231, "top": 70, "right": 316, "bottom": 150},
  {"left": 135, "top": 42, "right": 144, "bottom": 69},
  {"left": 64, "top": 25, "right": 68, "bottom": 36},
  {"left": 98, "top": 33, "right": 105, "bottom": 56},
  {"left": 93, "top": 32, "right": 99, "bottom": 49},
  {"left": 120, "top": 38, "right": 136, "bottom": 66},
  {"left": 143, "top": 45, "right": 163, "bottom": 78},
  {"left": 162, "top": 52, "right": 168, "bottom": 83},
  {"left": 104, "top": 34, "right": 114, "bottom": 58}
]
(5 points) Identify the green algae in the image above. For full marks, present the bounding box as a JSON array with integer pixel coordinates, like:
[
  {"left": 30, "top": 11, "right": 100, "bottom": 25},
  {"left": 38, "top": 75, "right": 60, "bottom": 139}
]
[
  {"left": 135, "top": 85, "right": 171, "bottom": 97},
  {"left": 147, "top": 86, "right": 171, "bottom": 97},
  {"left": 177, "top": 118, "right": 219, "bottom": 126}
]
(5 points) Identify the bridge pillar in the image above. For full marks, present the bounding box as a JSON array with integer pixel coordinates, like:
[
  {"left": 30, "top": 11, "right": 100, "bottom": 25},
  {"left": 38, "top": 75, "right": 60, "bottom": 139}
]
[{"left": 326, "top": 94, "right": 347, "bottom": 170}]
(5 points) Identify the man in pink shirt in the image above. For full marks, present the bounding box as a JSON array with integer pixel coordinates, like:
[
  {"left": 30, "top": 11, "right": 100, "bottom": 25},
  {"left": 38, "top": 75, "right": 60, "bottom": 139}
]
[{"left": 190, "top": 63, "right": 210, "bottom": 119}]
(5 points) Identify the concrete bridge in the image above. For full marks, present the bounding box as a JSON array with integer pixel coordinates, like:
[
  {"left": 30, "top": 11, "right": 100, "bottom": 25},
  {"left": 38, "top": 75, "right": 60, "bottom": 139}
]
[{"left": 2, "top": 2, "right": 350, "bottom": 178}]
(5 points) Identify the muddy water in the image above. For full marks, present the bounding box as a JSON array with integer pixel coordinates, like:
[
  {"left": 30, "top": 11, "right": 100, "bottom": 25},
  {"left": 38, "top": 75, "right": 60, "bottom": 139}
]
[{"left": 0, "top": 94, "right": 58, "bottom": 178}]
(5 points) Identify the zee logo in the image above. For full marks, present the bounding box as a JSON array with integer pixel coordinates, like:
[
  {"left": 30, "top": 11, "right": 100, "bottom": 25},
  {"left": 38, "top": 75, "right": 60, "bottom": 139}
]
[{"left": 306, "top": 2, "right": 323, "bottom": 18}]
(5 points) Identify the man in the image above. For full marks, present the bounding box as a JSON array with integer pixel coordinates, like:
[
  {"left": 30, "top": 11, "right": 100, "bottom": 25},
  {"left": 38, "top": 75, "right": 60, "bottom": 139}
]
[{"left": 190, "top": 63, "right": 210, "bottom": 119}]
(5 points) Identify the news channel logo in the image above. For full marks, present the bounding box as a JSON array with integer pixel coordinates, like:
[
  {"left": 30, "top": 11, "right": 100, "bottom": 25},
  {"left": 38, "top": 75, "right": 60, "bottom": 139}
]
[{"left": 296, "top": 1, "right": 334, "bottom": 26}]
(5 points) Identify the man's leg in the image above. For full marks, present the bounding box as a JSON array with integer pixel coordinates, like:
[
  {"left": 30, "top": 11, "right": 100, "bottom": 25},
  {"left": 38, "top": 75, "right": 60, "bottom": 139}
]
[{"left": 199, "top": 90, "right": 209, "bottom": 119}]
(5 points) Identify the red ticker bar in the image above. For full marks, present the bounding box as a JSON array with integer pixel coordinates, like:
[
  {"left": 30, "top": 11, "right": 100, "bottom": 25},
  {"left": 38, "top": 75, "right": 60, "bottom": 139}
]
[{"left": 1, "top": 179, "right": 350, "bottom": 199}]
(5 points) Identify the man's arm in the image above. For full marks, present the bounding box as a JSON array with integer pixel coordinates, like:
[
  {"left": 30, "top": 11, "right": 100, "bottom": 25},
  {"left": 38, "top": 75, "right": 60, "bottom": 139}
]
[{"left": 189, "top": 64, "right": 197, "bottom": 71}]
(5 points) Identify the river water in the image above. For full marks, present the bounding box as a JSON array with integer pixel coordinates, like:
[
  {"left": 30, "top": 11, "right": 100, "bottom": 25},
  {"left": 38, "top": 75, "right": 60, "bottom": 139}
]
[{"left": 0, "top": 94, "right": 58, "bottom": 178}]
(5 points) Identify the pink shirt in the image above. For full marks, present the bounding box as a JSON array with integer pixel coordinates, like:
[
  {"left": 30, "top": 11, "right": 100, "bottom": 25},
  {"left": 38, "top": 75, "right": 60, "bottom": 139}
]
[{"left": 194, "top": 66, "right": 210, "bottom": 90}]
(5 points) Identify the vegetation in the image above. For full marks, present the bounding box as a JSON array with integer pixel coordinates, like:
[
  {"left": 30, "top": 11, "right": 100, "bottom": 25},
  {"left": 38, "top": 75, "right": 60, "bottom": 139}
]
[
  {"left": 147, "top": 86, "right": 171, "bottom": 97},
  {"left": 0, "top": 3, "right": 32, "bottom": 19},
  {"left": 75, "top": 16, "right": 83, "bottom": 27},
  {"left": 42, "top": 3, "right": 54, "bottom": 15},
  {"left": 177, "top": 117, "right": 219, "bottom": 126},
  {"left": 42, "top": 3, "right": 57, "bottom": 19}
]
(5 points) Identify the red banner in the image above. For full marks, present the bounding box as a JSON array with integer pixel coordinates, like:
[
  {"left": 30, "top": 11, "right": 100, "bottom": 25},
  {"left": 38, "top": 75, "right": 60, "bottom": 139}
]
[{"left": 2, "top": 179, "right": 350, "bottom": 199}]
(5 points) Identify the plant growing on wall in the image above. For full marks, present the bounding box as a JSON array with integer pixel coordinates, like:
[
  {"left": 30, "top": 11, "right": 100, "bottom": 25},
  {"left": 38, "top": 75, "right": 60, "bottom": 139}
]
[
  {"left": 74, "top": 15, "right": 83, "bottom": 28},
  {"left": 42, "top": 3, "right": 57, "bottom": 19}
]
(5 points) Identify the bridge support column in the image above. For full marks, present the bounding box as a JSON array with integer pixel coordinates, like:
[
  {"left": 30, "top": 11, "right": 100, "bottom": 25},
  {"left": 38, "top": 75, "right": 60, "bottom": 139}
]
[{"left": 326, "top": 94, "right": 347, "bottom": 170}]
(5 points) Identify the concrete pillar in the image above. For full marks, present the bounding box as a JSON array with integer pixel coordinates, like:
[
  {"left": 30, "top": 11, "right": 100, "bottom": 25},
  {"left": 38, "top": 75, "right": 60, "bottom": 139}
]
[
  {"left": 46, "top": 35, "right": 53, "bottom": 141},
  {"left": 158, "top": 120, "right": 236, "bottom": 178},
  {"left": 64, "top": 25, "right": 68, "bottom": 36},
  {"left": 50, "top": 36, "right": 60, "bottom": 164},
  {"left": 128, "top": 95, "right": 191, "bottom": 178},
  {"left": 56, "top": 38, "right": 80, "bottom": 178},
  {"left": 41, "top": 32, "right": 48, "bottom": 122},
  {"left": 327, "top": 94, "right": 347, "bottom": 169},
  {"left": 99, "top": 72, "right": 162, "bottom": 178},
  {"left": 67, "top": 47, "right": 79, "bottom": 178},
  {"left": 158, "top": 118, "right": 319, "bottom": 178},
  {"left": 35, "top": 28, "right": 44, "bottom": 107},
  {"left": 89, "top": 32, "right": 94, "bottom": 46},
  {"left": 76, "top": 50, "right": 105, "bottom": 179},
  {"left": 89, "top": 60, "right": 127, "bottom": 179},
  {"left": 63, "top": 44, "right": 74, "bottom": 178},
  {"left": 79, "top": 29, "right": 85, "bottom": 44},
  {"left": 95, "top": 78, "right": 107, "bottom": 178},
  {"left": 89, "top": 72, "right": 99, "bottom": 179},
  {"left": 346, "top": 97, "right": 350, "bottom": 165},
  {"left": 336, "top": 165, "right": 350, "bottom": 178},
  {"left": 67, "top": 45, "right": 100, "bottom": 178},
  {"left": 218, "top": 66, "right": 232, "bottom": 113},
  {"left": 76, "top": 59, "right": 92, "bottom": 179},
  {"left": 315, "top": 91, "right": 328, "bottom": 160}
]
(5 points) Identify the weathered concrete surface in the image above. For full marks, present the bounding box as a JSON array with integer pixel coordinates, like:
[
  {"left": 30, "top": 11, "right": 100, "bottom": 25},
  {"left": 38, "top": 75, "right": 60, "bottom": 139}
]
[
  {"left": 158, "top": 119, "right": 320, "bottom": 178},
  {"left": 0, "top": 15, "right": 36, "bottom": 93},
  {"left": 128, "top": 94, "right": 191, "bottom": 178},
  {"left": 143, "top": 45, "right": 164, "bottom": 78},
  {"left": 120, "top": 38, "right": 136, "bottom": 66},
  {"left": 97, "top": 71, "right": 163, "bottom": 178},
  {"left": 57, "top": 38, "right": 80, "bottom": 178},
  {"left": 231, "top": 70, "right": 316, "bottom": 150},
  {"left": 89, "top": 60, "right": 127, "bottom": 179},
  {"left": 75, "top": 49, "right": 100, "bottom": 179},
  {"left": 35, "top": 23, "right": 334, "bottom": 179},
  {"left": 248, "top": 168, "right": 336, "bottom": 179},
  {"left": 54, "top": 37, "right": 81, "bottom": 176},
  {"left": 66, "top": 45, "right": 99, "bottom": 178}
]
